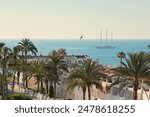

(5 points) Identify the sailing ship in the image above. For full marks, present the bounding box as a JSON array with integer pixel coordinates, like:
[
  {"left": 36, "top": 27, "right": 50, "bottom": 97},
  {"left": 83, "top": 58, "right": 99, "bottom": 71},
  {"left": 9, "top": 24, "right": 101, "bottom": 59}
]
[{"left": 96, "top": 30, "right": 115, "bottom": 49}]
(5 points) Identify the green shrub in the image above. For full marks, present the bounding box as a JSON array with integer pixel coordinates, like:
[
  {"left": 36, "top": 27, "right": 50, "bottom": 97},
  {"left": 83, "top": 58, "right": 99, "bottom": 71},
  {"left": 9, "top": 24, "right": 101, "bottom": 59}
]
[{"left": 4, "top": 93, "right": 32, "bottom": 100}]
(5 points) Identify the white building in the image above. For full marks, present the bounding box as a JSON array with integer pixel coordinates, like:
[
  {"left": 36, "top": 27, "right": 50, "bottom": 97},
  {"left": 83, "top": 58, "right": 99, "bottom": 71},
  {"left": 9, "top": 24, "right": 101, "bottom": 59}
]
[{"left": 61, "top": 55, "right": 89, "bottom": 68}]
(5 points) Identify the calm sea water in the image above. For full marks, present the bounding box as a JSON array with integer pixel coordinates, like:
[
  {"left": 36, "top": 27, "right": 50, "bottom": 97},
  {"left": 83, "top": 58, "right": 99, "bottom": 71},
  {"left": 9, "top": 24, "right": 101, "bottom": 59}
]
[{"left": 1, "top": 39, "right": 150, "bottom": 67}]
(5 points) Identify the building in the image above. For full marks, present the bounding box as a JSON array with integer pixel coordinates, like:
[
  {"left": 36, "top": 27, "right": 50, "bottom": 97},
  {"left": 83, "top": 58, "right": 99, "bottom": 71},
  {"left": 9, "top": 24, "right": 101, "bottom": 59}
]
[{"left": 61, "top": 55, "right": 89, "bottom": 68}]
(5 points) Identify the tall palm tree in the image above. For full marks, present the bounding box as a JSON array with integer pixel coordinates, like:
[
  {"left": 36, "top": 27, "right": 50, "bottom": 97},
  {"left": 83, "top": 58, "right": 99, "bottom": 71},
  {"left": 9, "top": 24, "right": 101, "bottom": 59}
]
[
  {"left": 30, "top": 60, "right": 45, "bottom": 93},
  {"left": 18, "top": 38, "right": 38, "bottom": 88},
  {"left": 113, "top": 52, "right": 150, "bottom": 100},
  {"left": 44, "top": 60, "right": 55, "bottom": 97},
  {"left": 69, "top": 59, "right": 107, "bottom": 100},
  {"left": 48, "top": 50, "right": 68, "bottom": 99},
  {"left": 9, "top": 46, "right": 21, "bottom": 93},
  {"left": 81, "top": 59, "right": 107, "bottom": 100},
  {"left": 15, "top": 57, "right": 24, "bottom": 85},
  {"left": 0, "top": 46, "right": 12, "bottom": 99},
  {"left": 0, "top": 42, "right": 5, "bottom": 98},
  {"left": 117, "top": 51, "right": 126, "bottom": 67},
  {"left": 67, "top": 68, "right": 87, "bottom": 100}
]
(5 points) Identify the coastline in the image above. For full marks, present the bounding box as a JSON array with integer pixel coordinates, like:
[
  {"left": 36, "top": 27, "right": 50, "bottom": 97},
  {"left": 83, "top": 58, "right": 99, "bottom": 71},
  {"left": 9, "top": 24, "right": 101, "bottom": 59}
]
[{"left": 1, "top": 39, "right": 149, "bottom": 67}]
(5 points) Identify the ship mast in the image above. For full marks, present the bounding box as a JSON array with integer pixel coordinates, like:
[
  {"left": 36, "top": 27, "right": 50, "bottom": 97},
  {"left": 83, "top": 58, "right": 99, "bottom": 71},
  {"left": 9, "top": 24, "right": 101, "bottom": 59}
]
[
  {"left": 106, "top": 29, "right": 108, "bottom": 46},
  {"left": 111, "top": 32, "right": 113, "bottom": 43},
  {"left": 100, "top": 30, "right": 102, "bottom": 45}
]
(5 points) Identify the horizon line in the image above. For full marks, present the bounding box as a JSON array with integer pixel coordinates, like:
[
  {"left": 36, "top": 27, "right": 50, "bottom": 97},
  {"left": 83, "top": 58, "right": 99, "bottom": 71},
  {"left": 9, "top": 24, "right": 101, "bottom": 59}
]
[{"left": 0, "top": 38, "right": 150, "bottom": 41}]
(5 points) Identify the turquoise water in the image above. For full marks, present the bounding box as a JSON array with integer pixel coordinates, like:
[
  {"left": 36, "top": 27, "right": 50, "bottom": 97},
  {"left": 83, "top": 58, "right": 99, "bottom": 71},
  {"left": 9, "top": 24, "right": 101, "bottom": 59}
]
[{"left": 1, "top": 39, "right": 150, "bottom": 67}]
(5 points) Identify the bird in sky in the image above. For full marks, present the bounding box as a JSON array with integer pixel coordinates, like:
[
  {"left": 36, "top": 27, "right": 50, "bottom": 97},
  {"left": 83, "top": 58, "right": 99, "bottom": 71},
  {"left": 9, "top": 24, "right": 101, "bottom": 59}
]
[{"left": 80, "top": 35, "right": 84, "bottom": 40}]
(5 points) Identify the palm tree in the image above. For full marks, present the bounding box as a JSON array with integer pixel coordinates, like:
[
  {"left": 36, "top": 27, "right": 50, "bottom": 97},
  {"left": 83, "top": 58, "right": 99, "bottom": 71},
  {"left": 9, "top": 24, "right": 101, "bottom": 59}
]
[
  {"left": 18, "top": 38, "right": 38, "bottom": 88},
  {"left": 117, "top": 51, "right": 126, "bottom": 67},
  {"left": 0, "top": 42, "right": 5, "bottom": 49},
  {"left": 113, "top": 52, "right": 150, "bottom": 100},
  {"left": 44, "top": 60, "right": 55, "bottom": 97},
  {"left": 0, "top": 42, "right": 5, "bottom": 98},
  {"left": 0, "top": 46, "right": 12, "bottom": 99},
  {"left": 15, "top": 57, "right": 24, "bottom": 85},
  {"left": 82, "top": 59, "right": 107, "bottom": 100},
  {"left": 48, "top": 50, "right": 68, "bottom": 99},
  {"left": 57, "top": 48, "right": 67, "bottom": 57},
  {"left": 68, "top": 59, "right": 107, "bottom": 100},
  {"left": 30, "top": 60, "right": 45, "bottom": 93},
  {"left": 67, "top": 68, "right": 87, "bottom": 100},
  {"left": 9, "top": 46, "right": 21, "bottom": 93}
]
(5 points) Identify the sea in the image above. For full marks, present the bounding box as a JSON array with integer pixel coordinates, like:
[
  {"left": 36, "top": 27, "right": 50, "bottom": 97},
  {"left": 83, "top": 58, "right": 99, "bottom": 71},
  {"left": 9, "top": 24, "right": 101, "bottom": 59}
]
[{"left": 1, "top": 39, "right": 150, "bottom": 67}]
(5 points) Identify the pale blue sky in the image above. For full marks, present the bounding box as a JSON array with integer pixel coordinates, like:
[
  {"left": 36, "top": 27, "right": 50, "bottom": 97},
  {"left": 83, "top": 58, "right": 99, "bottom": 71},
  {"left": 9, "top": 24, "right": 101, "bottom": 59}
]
[{"left": 0, "top": 0, "right": 150, "bottom": 39}]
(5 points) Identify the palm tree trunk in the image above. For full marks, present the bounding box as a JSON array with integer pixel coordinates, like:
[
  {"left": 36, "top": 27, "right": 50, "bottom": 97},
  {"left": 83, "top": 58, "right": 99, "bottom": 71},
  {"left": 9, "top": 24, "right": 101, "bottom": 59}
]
[
  {"left": 53, "top": 82, "right": 56, "bottom": 99},
  {"left": 17, "top": 72, "right": 20, "bottom": 85},
  {"left": 5, "top": 75, "right": 8, "bottom": 95},
  {"left": 2, "top": 60, "right": 7, "bottom": 99},
  {"left": 49, "top": 84, "right": 54, "bottom": 98},
  {"left": 0, "top": 78, "right": 2, "bottom": 93},
  {"left": 87, "top": 85, "right": 91, "bottom": 100},
  {"left": 53, "top": 73, "right": 57, "bottom": 99},
  {"left": 82, "top": 88, "right": 86, "bottom": 100},
  {"left": 0, "top": 78, "right": 2, "bottom": 98},
  {"left": 22, "top": 53, "right": 25, "bottom": 88},
  {"left": 25, "top": 52, "right": 28, "bottom": 88},
  {"left": 25, "top": 77, "right": 28, "bottom": 88},
  {"left": 120, "top": 58, "right": 122, "bottom": 67},
  {"left": 133, "top": 78, "right": 138, "bottom": 100},
  {"left": 40, "top": 78, "right": 43, "bottom": 93},
  {"left": 22, "top": 76, "right": 25, "bottom": 87},
  {"left": 12, "top": 71, "right": 16, "bottom": 93},
  {"left": 1, "top": 75, "right": 4, "bottom": 100},
  {"left": 37, "top": 82, "right": 40, "bottom": 92},
  {"left": 2, "top": 71, "right": 7, "bottom": 99},
  {"left": 45, "top": 80, "right": 49, "bottom": 95}
]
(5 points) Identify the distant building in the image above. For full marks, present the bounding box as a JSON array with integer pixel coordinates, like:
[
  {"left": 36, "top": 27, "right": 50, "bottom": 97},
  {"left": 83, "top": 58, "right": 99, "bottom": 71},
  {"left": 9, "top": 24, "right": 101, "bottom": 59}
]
[
  {"left": 27, "top": 55, "right": 48, "bottom": 62},
  {"left": 61, "top": 55, "right": 89, "bottom": 68},
  {"left": 27, "top": 54, "right": 90, "bottom": 68}
]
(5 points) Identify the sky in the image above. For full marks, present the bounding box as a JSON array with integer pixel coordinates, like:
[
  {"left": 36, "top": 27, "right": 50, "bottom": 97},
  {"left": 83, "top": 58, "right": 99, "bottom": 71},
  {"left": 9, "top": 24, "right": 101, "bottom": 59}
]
[{"left": 0, "top": 0, "right": 150, "bottom": 40}]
